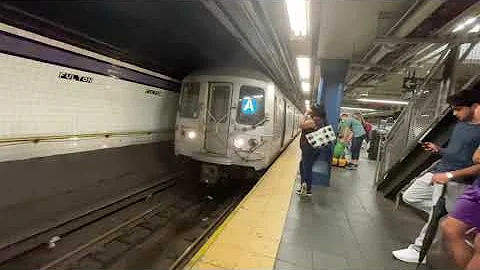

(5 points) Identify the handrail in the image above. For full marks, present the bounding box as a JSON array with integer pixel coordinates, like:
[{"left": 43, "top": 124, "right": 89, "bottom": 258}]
[{"left": 0, "top": 129, "right": 172, "bottom": 144}]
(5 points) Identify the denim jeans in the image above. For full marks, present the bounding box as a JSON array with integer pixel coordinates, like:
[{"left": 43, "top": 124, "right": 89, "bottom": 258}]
[
  {"left": 351, "top": 135, "right": 365, "bottom": 160},
  {"left": 300, "top": 144, "right": 320, "bottom": 192}
]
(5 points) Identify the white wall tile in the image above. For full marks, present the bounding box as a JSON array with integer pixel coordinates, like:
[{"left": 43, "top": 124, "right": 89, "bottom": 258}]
[{"left": 0, "top": 53, "right": 179, "bottom": 161}]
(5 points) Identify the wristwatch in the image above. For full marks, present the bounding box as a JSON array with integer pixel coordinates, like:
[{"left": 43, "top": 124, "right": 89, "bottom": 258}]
[{"left": 446, "top": 172, "right": 454, "bottom": 180}]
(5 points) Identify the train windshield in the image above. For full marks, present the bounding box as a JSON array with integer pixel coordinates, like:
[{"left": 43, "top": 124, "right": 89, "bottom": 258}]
[
  {"left": 237, "top": 85, "right": 265, "bottom": 125},
  {"left": 179, "top": 82, "right": 200, "bottom": 118}
]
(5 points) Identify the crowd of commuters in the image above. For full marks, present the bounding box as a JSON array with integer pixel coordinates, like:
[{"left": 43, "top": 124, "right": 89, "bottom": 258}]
[{"left": 297, "top": 84, "right": 480, "bottom": 269}]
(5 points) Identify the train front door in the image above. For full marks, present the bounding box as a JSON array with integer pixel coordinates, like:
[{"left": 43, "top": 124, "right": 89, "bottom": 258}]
[{"left": 205, "top": 83, "right": 232, "bottom": 155}]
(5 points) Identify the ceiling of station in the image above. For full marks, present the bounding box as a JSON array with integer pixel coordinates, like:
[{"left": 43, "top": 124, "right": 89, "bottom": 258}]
[
  {"left": 2, "top": 0, "right": 480, "bottom": 116},
  {"left": 0, "top": 1, "right": 262, "bottom": 79},
  {"left": 308, "top": 0, "right": 480, "bottom": 116},
  {"left": 313, "top": 0, "right": 415, "bottom": 60}
]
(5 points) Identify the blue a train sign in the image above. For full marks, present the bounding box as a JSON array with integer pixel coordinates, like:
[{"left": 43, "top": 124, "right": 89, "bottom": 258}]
[{"left": 241, "top": 97, "right": 257, "bottom": 115}]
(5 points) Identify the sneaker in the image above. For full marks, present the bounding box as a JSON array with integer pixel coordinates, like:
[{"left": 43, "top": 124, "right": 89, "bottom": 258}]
[
  {"left": 392, "top": 245, "right": 426, "bottom": 264},
  {"left": 296, "top": 183, "right": 307, "bottom": 195},
  {"left": 305, "top": 191, "right": 312, "bottom": 197},
  {"left": 346, "top": 164, "right": 357, "bottom": 170}
]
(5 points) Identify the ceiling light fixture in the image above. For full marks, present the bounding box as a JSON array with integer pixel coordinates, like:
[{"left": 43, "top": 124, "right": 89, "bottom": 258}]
[
  {"left": 296, "top": 57, "right": 311, "bottom": 80},
  {"left": 453, "top": 24, "right": 465, "bottom": 33},
  {"left": 469, "top": 24, "right": 480, "bottom": 33},
  {"left": 464, "top": 17, "right": 477, "bottom": 26},
  {"left": 357, "top": 98, "right": 408, "bottom": 105},
  {"left": 286, "top": 0, "right": 307, "bottom": 36},
  {"left": 341, "top": 106, "right": 376, "bottom": 112},
  {"left": 301, "top": 82, "right": 310, "bottom": 92},
  {"left": 453, "top": 17, "right": 477, "bottom": 33}
]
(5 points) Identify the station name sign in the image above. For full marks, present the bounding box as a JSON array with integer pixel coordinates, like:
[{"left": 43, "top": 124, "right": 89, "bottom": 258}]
[
  {"left": 145, "top": 89, "right": 163, "bottom": 96},
  {"left": 58, "top": 72, "right": 93, "bottom": 83}
]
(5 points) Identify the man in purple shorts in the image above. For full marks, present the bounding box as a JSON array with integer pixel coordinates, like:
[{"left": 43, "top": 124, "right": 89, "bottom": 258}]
[
  {"left": 435, "top": 103, "right": 480, "bottom": 269},
  {"left": 393, "top": 87, "right": 480, "bottom": 264}
]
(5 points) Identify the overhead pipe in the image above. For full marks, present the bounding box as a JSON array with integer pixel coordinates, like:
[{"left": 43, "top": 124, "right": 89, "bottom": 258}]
[
  {"left": 255, "top": 1, "right": 301, "bottom": 99},
  {"left": 201, "top": 0, "right": 302, "bottom": 107}
]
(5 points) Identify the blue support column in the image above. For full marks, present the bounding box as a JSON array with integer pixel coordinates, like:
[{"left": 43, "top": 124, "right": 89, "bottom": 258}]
[{"left": 312, "top": 59, "right": 349, "bottom": 187}]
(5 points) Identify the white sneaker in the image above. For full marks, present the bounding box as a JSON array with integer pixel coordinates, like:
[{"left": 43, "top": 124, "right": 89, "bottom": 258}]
[
  {"left": 392, "top": 245, "right": 426, "bottom": 264},
  {"left": 295, "top": 183, "right": 307, "bottom": 195}
]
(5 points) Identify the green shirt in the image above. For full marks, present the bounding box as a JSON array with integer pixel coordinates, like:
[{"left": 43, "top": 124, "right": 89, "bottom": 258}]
[{"left": 344, "top": 118, "right": 366, "bottom": 138}]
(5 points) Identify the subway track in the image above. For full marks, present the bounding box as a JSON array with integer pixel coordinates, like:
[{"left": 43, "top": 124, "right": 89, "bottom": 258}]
[{"left": 0, "top": 169, "right": 254, "bottom": 270}]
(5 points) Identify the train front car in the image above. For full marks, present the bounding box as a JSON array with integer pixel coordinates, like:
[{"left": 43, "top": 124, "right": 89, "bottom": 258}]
[{"left": 175, "top": 69, "right": 277, "bottom": 184}]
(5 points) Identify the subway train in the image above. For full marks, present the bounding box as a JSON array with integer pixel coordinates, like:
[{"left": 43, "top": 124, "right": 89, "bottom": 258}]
[{"left": 174, "top": 68, "right": 302, "bottom": 183}]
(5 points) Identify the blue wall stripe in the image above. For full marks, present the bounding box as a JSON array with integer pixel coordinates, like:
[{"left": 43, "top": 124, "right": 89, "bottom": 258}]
[{"left": 0, "top": 31, "right": 181, "bottom": 92}]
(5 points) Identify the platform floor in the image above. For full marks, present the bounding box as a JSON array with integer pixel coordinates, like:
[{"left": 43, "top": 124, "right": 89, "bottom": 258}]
[{"left": 188, "top": 140, "right": 426, "bottom": 269}]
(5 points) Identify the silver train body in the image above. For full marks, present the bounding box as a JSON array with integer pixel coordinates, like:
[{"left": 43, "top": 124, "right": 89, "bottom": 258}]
[{"left": 174, "top": 68, "right": 301, "bottom": 182}]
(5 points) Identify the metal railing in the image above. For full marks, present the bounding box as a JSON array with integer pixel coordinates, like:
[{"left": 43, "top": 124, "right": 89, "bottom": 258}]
[{"left": 375, "top": 44, "right": 480, "bottom": 184}]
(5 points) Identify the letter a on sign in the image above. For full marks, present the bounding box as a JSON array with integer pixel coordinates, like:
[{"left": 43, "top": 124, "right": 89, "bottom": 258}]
[{"left": 242, "top": 97, "right": 257, "bottom": 115}]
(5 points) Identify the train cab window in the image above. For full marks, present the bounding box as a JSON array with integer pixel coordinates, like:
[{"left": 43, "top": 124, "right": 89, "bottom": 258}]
[
  {"left": 237, "top": 85, "right": 265, "bottom": 125},
  {"left": 179, "top": 82, "right": 200, "bottom": 118}
]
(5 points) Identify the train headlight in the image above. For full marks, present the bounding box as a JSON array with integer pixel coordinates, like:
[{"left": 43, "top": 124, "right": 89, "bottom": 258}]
[
  {"left": 187, "top": 130, "right": 197, "bottom": 139},
  {"left": 233, "top": 138, "right": 245, "bottom": 148}
]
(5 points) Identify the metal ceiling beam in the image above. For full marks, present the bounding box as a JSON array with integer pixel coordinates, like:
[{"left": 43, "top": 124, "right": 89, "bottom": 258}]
[
  {"left": 356, "top": 70, "right": 403, "bottom": 75},
  {"left": 374, "top": 36, "right": 480, "bottom": 44},
  {"left": 459, "top": 42, "right": 477, "bottom": 62},
  {"left": 349, "top": 62, "right": 393, "bottom": 70},
  {"left": 346, "top": 84, "right": 377, "bottom": 88}
]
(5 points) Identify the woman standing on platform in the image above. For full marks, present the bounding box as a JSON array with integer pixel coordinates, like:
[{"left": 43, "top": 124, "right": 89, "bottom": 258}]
[
  {"left": 345, "top": 113, "right": 366, "bottom": 170},
  {"left": 296, "top": 104, "right": 326, "bottom": 197},
  {"left": 355, "top": 113, "right": 372, "bottom": 144}
]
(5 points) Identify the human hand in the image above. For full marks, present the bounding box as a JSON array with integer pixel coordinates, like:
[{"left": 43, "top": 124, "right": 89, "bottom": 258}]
[
  {"left": 432, "top": 173, "right": 449, "bottom": 185},
  {"left": 422, "top": 142, "right": 440, "bottom": 153},
  {"left": 303, "top": 119, "right": 315, "bottom": 129}
]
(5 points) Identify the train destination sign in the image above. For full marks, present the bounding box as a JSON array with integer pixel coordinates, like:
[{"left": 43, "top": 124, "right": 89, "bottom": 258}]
[{"left": 241, "top": 97, "right": 257, "bottom": 115}]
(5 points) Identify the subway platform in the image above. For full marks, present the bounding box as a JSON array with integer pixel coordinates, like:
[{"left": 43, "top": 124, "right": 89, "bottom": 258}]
[{"left": 187, "top": 139, "right": 426, "bottom": 269}]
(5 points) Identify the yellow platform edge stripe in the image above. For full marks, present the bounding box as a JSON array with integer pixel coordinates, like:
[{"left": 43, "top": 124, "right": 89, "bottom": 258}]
[{"left": 186, "top": 137, "right": 299, "bottom": 269}]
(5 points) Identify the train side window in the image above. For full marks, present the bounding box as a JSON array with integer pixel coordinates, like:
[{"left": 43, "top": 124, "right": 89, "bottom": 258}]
[
  {"left": 237, "top": 85, "right": 265, "bottom": 125},
  {"left": 179, "top": 82, "right": 200, "bottom": 118}
]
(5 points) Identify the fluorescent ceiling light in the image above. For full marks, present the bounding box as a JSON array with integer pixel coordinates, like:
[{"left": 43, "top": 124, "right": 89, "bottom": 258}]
[
  {"left": 357, "top": 98, "right": 408, "bottom": 105},
  {"left": 286, "top": 0, "right": 307, "bottom": 36},
  {"left": 301, "top": 82, "right": 310, "bottom": 92},
  {"left": 464, "top": 17, "right": 477, "bottom": 26},
  {"left": 453, "top": 24, "right": 465, "bottom": 33},
  {"left": 296, "top": 57, "right": 310, "bottom": 80},
  {"left": 341, "top": 106, "right": 376, "bottom": 112},
  {"left": 469, "top": 24, "right": 480, "bottom": 33},
  {"left": 453, "top": 17, "right": 477, "bottom": 33}
]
